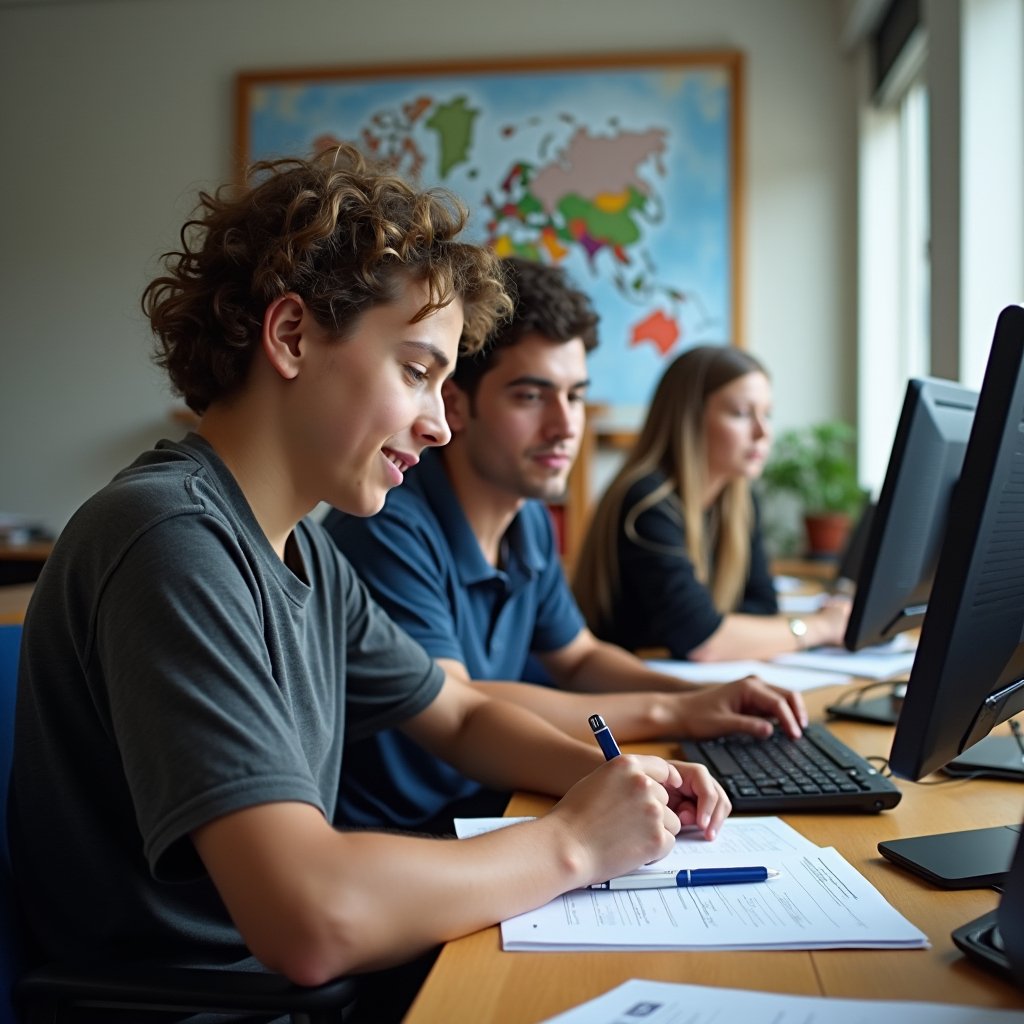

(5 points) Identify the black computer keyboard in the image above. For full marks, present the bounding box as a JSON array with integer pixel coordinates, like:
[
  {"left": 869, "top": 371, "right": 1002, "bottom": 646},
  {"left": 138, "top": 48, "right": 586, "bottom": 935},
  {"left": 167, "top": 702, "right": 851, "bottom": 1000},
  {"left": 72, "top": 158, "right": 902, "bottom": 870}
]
[{"left": 679, "top": 722, "right": 902, "bottom": 813}]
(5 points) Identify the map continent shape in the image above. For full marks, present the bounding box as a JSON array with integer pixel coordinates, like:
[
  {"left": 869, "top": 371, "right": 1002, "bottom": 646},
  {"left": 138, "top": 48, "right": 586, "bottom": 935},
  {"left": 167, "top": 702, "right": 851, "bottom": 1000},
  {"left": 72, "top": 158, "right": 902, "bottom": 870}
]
[
  {"left": 425, "top": 96, "right": 479, "bottom": 178},
  {"left": 530, "top": 126, "right": 667, "bottom": 213}
]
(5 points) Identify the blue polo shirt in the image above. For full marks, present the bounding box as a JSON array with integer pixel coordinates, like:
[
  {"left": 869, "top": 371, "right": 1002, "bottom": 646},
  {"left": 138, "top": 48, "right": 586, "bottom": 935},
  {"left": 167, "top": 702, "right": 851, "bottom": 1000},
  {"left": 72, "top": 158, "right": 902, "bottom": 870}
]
[{"left": 324, "top": 449, "right": 584, "bottom": 829}]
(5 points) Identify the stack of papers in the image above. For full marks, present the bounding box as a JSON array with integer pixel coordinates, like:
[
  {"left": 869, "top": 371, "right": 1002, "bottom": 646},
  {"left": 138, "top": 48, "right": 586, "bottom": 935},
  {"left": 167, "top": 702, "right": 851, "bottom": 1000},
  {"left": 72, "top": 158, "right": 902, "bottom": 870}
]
[
  {"left": 773, "top": 634, "right": 917, "bottom": 680},
  {"left": 539, "top": 979, "right": 1024, "bottom": 1024},
  {"left": 646, "top": 635, "right": 917, "bottom": 691},
  {"left": 455, "top": 816, "right": 928, "bottom": 953},
  {"left": 778, "top": 591, "right": 829, "bottom": 614},
  {"left": 646, "top": 657, "right": 851, "bottom": 691}
]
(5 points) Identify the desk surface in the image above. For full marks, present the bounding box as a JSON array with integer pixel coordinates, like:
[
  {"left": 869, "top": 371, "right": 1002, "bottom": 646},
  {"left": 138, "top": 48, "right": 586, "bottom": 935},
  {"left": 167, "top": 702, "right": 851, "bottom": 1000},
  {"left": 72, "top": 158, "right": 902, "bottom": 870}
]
[
  {"left": 0, "top": 583, "right": 34, "bottom": 625},
  {"left": 405, "top": 685, "right": 1024, "bottom": 1022},
  {"left": 0, "top": 541, "right": 53, "bottom": 561}
]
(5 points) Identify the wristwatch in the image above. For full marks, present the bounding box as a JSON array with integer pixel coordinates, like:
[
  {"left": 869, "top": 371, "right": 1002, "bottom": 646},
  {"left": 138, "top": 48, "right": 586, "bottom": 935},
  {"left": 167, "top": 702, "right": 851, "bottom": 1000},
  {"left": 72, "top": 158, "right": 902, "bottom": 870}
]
[{"left": 788, "top": 617, "right": 809, "bottom": 649}]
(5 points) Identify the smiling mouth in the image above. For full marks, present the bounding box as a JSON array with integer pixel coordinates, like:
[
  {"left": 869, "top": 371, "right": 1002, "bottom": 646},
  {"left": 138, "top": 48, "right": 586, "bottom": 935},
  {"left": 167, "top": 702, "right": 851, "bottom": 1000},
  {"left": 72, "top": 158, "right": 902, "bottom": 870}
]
[{"left": 383, "top": 448, "right": 413, "bottom": 474}]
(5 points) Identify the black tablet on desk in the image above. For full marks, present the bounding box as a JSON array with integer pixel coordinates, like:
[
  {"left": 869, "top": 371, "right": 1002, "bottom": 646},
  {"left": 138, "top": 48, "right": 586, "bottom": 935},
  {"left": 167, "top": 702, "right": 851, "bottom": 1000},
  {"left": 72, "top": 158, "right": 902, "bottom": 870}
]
[
  {"left": 942, "top": 733, "right": 1024, "bottom": 781},
  {"left": 878, "top": 823, "right": 1022, "bottom": 889},
  {"left": 826, "top": 681, "right": 905, "bottom": 726}
]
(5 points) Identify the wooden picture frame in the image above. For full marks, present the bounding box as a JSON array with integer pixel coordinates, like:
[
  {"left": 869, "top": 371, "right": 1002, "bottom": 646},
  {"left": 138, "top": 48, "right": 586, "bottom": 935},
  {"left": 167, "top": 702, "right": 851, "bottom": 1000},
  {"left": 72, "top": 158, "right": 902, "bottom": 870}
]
[{"left": 235, "top": 50, "right": 744, "bottom": 419}]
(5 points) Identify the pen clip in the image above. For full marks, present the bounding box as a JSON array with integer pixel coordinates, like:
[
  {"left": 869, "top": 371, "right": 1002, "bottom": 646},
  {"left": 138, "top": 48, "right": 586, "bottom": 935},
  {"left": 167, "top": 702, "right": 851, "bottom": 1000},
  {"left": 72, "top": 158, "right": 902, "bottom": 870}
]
[{"left": 589, "top": 714, "right": 621, "bottom": 760}]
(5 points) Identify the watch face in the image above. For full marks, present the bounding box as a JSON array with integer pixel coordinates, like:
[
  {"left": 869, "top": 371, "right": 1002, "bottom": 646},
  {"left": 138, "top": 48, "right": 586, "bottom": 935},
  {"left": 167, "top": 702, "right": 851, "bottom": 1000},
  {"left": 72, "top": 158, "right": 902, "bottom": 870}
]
[{"left": 790, "top": 618, "right": 808, "bottom": 637}]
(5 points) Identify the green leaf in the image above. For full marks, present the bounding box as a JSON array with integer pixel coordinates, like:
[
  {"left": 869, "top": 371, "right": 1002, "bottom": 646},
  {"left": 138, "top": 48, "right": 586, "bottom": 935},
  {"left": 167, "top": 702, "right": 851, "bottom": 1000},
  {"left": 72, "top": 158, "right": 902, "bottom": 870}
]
[{"left": 761, "top": 420, "right": 867, "bottom": 515}]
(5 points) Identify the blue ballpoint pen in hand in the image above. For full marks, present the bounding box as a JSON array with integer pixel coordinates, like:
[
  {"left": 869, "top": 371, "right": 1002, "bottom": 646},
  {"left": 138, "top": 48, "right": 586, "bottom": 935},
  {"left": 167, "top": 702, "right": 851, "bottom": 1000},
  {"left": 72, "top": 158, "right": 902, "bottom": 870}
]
[
  {"left": 589, "top": 713, "right": 621, "bottom": 760},
  {"left": 589, "top": 867, "right": 780, "bottom": 890},
  {"left": 587, "top": 713, "right": 758, "bottom": 887}
]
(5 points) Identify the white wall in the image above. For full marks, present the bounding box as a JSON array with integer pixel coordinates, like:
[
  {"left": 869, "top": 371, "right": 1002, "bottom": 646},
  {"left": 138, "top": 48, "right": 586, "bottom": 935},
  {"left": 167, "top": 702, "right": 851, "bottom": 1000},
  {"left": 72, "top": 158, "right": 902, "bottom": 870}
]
[{"left": 0, "top": 0, "right": 856, "bottom": 534}]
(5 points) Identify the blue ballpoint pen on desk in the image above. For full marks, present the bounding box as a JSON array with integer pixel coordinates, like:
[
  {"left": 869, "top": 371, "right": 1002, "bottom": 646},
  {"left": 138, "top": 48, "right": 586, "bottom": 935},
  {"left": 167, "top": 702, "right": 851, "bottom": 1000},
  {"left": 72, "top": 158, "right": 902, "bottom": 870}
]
[
  {"left": 589, "top": 867, "right": 780, "bottom": 890},
  {"left": 589, "top": 713, "right": 621, "bottom": 760}
]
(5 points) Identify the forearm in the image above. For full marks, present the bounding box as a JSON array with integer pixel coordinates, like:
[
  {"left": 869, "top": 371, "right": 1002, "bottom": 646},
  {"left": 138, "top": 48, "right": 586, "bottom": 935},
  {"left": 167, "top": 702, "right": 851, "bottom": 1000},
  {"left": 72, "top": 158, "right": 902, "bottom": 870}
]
[
  {"left": 555, "top": 637, "right": 699, "bottom": 694},
  {"left": 527, "top": 635, "right": 810, "bottom": 742},
  {"left": 199, "top": 757, "right": 690, "bottom": 983},
  {"left": 687, "top": 613, "right": 794, "bottom": 661},
  {"left": 332, "top": 815, "right": 588, "bottom": 964},
  {"left": 475, "top": 680, "right": 682, "bottom": 743},
  {"left": 408, "top": 686, "right": 604, "bottom": 797},
  {"left": 196, "top": 804, "right": 590, "bottom": 981},
  {"left": 688, "top": 610, "right": 840, "bottom": 662}
]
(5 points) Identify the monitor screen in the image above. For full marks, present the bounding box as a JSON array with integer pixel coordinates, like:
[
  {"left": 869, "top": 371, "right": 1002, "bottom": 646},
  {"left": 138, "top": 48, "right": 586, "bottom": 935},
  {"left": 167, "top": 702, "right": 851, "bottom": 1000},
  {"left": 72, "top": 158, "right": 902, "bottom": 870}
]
[
  {"left": 878, "top": 304, "right": 1024, "bottom": 890},
  {"left": 844, "top": 377, "right": 978, "bottom": 652}
]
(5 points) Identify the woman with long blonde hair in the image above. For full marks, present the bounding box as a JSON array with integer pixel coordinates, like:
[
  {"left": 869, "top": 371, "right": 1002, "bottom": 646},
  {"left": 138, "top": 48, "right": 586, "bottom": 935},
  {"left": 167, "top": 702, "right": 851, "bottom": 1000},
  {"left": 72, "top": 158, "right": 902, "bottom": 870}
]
[{"left": 574, "top": 345, "right": 849, "bottom": 661}]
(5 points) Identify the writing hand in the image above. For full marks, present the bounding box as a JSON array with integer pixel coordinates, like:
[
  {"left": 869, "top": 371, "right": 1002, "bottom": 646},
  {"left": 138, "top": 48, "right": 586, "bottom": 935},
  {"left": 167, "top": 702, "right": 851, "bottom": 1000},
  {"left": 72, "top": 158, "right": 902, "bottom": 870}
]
[{"left": 547, "top": 754, "right": 684, "bottom": 884}]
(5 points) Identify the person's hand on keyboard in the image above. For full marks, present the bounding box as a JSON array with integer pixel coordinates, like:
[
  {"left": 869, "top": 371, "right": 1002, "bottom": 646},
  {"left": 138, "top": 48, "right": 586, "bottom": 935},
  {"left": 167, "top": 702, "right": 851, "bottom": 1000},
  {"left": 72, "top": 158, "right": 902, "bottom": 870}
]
[{"left": 671, "top": 676, "right": 808, "bottom": 741}]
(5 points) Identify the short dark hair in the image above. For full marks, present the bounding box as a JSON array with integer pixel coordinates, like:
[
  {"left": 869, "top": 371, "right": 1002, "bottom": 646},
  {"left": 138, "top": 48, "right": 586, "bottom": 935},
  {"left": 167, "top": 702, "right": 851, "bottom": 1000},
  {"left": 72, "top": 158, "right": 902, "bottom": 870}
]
[
  {"left": 450, "top": 256, "right": 600, "bottom": 398},
  {"left": 143, "top": 144, "right": 512, "bottom": 413}
]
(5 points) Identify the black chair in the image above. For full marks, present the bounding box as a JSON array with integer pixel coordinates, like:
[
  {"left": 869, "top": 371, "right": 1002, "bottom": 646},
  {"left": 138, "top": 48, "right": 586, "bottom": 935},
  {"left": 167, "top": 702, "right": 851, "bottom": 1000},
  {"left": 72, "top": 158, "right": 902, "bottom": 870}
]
[{"left": 0, "top": 622, "right": 359, "bottom": 1023}]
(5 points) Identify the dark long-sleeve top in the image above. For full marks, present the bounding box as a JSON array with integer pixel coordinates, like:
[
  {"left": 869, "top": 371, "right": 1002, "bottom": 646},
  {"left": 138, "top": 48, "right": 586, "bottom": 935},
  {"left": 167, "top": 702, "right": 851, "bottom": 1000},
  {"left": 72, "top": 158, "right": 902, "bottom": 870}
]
[{"left": 591, "top": 471, "right": 778, "bottom": 659}]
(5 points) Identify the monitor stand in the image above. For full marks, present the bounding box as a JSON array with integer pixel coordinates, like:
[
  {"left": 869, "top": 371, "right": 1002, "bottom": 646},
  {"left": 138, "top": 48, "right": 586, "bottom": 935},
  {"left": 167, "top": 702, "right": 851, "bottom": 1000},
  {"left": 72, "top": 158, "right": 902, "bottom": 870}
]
[
  {"left": 953, "top": 911, "right": 1013, "bottom": 980},
  {"left": 878, "top": 822, "right": 1023, "bottom": 889},
  {"left": 953, "top": 817, "right": 1024, "bottom": 986}
]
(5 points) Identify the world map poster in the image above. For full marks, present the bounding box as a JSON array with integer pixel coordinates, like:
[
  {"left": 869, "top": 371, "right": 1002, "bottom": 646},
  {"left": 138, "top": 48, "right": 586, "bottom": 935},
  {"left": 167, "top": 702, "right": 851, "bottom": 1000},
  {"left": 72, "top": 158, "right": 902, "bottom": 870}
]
[{"left": 237, "top": 53, "right": 742, "bottom": 414}]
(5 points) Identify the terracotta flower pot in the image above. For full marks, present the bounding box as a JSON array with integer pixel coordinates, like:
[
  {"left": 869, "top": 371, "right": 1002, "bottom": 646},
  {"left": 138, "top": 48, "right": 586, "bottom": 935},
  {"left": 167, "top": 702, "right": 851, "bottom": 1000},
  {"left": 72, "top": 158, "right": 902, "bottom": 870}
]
[{"left": 803, "top": 511, "right": 851, "bottom": 558}]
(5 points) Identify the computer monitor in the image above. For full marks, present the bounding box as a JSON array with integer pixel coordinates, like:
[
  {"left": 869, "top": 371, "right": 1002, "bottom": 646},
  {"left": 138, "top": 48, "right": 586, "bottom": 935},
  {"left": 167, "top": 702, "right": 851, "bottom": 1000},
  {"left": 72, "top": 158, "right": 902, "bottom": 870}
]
[
  {"left": 844, "top": 376, "right": 979, "bottom": 652},
  {"left": 877, "top": 304, "right": 1024, "bottom": 890}
]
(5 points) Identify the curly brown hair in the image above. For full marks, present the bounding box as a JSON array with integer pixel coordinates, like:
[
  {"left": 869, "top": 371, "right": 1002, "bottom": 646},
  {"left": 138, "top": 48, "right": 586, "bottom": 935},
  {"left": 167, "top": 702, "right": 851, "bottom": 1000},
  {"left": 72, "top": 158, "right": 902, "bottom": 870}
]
[
  {"left": 143, "top": 144, "right": 512, "bottom": 413},
  {"left": 450, "top": 256, "right": 600, "bottom": 399}
]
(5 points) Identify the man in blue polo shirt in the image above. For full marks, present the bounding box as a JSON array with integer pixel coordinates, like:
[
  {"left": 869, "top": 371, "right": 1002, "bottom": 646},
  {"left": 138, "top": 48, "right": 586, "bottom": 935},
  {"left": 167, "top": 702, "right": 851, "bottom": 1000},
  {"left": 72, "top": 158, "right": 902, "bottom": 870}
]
[{"left": 325, "top": 257, "right": 806, "bottom": 832}]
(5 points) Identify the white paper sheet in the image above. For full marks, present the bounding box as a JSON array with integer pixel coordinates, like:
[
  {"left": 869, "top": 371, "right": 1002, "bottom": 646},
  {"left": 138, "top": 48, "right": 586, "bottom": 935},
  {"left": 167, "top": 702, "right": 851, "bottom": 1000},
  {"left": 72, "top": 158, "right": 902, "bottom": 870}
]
[
  {"left": 646, "top": 658, "right": 852, "bottom": 691},
  {"left": 539, "top": 979, "right": 1024, "bottom": 1024},
  {"left": 453, "top": 816, "right": 534, "bottom": 838},
  {"left": 454, "top": 816, "right": 928, "bottom": 953},
  {"left": 499, "top": 845, "right": 927, "bottom": 951},
  {"left": 778, "top": 591, "right": 829, "bottom": 613},
  {"left": 773, "top": 575, "right": 807, "bottom": 593},
  {"left": 773, "top": 634, "right": 917, "bottom": 680}
]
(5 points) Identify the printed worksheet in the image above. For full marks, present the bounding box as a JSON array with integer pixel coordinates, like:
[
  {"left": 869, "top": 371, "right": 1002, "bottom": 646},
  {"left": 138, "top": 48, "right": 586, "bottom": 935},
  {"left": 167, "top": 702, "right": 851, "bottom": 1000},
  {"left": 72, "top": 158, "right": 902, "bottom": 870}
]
[
  {"left": 499, "top": 845, "right": 927, "bottom": 951},
  {"left": 454, "top": 816, "right": 928, "bottom": 952},
  {"left": 539, "top": 979, "right": 1024, "bottom": 1024}
]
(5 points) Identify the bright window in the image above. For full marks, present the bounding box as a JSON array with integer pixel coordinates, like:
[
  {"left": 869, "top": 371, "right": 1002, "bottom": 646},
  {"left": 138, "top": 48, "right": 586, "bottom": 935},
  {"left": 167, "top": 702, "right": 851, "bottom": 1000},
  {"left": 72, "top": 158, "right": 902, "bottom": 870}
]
[{"left": 857, "top": 52, "right": 929, "bottom": 494}]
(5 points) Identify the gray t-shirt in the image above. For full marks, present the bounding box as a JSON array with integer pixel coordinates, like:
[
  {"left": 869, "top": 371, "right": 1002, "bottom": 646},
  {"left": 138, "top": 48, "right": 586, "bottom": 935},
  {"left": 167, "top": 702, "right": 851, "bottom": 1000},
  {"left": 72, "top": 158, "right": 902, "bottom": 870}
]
[{"left": 10, "top": 434, "right": 443, "bottom": 968}]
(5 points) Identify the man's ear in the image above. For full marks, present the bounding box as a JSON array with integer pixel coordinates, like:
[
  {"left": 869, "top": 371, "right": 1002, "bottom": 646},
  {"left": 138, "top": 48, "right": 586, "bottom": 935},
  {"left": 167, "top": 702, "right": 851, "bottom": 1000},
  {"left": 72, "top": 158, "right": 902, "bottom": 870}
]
[
  {"left": 261, "top": 293, "right": 307, "bottom": 381},
  {"left": 442, "top": 378, "right": 470, "bottom": 434}
]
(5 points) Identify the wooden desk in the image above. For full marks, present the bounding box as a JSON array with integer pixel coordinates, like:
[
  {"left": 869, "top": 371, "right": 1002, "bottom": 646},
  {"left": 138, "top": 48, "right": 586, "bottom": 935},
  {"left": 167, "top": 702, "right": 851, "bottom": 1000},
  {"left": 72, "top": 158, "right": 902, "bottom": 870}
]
[
  {"left": 772, "top": 556, "right": 840, "bottom": 583},
  {"left": 0, "top": 583, "right": 34, "bottom": 624},
  {"left": 405, "top": 687, "right": 1024, "bottom": 1022},
  {"left": 0, "top": 540, "right": 52, "bottom": 585}
]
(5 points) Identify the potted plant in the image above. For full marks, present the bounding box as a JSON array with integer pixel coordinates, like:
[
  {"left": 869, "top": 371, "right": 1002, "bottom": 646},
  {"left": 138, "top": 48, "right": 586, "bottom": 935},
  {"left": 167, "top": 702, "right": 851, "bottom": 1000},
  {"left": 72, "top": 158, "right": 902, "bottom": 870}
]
[{"left": 761, "top": 421, "right": 867, "bottom": 557}]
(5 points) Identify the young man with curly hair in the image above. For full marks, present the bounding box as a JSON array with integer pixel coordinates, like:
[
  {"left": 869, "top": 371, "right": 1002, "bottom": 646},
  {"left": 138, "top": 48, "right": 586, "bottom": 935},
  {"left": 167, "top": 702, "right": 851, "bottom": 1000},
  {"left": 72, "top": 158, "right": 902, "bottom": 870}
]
[
  {"left": 326, "top": 257, "right": 807, "bottom": 836},
  {"left": 10, "top": 149, "right": 731, "bottom": 1016}
]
